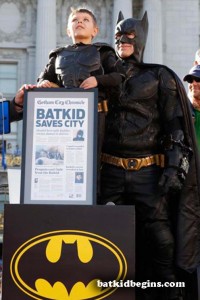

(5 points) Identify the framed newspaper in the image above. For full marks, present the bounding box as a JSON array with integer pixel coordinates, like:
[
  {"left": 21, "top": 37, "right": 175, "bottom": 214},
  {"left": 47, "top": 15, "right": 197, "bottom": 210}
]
[{"left": 20, "top": 88, "right": 98, "bottom": 205}]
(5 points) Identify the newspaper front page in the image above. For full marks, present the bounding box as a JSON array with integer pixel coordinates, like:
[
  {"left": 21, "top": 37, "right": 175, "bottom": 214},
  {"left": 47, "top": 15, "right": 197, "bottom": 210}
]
[{"left": 30, "top": 96, "right": 88, "bottom": 202}]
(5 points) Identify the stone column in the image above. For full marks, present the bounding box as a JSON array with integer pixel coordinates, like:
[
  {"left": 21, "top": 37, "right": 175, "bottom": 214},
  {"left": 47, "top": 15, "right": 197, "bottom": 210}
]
[
  {"left": 35, "top": 0, "right": 56, "bottom": 78},
  {"left": 27, "top": 47, "right": 36, "bottom": 83},
  {"left": 112, "top": 0, "right": 132, "bottom": 45},
  {"left": 143, "top": 0, "right": 163, "bottom": 63},
  {"left": 113, "top": 0, "right": 133, "bottom": 22}
]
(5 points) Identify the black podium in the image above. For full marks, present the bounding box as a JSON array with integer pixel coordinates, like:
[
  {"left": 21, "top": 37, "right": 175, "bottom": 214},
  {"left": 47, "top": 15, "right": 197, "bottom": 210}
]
[{"left": 2, "top": 204, "right": 135, "bottom": 299}]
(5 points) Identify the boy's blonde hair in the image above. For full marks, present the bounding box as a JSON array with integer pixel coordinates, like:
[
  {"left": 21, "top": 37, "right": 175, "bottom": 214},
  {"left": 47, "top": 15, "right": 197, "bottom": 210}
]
[{"left": 68, "top": 7, "right": 97, "bottom": 26}]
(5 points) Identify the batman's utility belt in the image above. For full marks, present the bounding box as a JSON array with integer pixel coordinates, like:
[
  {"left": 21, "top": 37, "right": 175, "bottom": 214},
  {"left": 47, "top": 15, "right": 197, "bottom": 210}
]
[
  {"left": 101, "top": 153, "right": 165, "bottom": 171},
  {"left": 98, "top": 100, "right": 108, "bottom": 112}
]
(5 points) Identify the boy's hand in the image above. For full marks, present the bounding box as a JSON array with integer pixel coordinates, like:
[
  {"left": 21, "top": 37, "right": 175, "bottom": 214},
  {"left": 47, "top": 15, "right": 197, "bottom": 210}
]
[
  {"left": 80, "top": 76, "right": 97, "bottom": 89},
  {"left": 37, "top": 80, "right": 59, "bottom": 88}
]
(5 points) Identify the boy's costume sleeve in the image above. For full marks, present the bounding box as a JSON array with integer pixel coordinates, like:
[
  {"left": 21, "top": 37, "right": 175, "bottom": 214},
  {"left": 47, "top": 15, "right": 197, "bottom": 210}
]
[{"left": 37, "top": 47, "right": 64, "bottom": 86}]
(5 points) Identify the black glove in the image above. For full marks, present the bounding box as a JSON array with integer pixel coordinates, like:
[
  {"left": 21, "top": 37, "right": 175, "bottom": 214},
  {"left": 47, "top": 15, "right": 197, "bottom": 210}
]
[
  {"left": 159, "top": 167, "right": 183, "bottom": 194},
  {"left": 159, "top": 130, "right": 191, "bottom": 195}
]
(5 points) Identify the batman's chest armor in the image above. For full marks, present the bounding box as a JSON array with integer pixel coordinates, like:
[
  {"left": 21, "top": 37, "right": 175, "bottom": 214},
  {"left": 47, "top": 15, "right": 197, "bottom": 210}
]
[
  {"left": 121, "top": 68, "right": 159, "bottom": 109},
  {"left": 55, "top": 45, "right": 101, "bottom": 88}
]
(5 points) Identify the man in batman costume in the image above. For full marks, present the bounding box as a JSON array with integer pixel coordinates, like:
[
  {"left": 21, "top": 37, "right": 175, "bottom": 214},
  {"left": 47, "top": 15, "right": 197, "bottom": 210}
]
[{"left": 99, "top": 11, "right": 200, "bottom": 300}]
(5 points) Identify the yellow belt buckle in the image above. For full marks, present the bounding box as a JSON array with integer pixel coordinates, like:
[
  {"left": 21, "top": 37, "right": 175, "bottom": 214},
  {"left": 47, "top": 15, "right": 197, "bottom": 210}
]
[{"left": 127, "top": 158, "right": 140, "bottom": 170}]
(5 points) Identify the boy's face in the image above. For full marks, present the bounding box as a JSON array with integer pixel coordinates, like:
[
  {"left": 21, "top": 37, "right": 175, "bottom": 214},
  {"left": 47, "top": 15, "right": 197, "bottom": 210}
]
[{"left": 67, "top": 12, "right": 98, "bottom": 43}]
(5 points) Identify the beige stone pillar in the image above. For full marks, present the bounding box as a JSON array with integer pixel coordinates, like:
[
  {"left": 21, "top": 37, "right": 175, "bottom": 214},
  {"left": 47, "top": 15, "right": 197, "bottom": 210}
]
[
  {"left": 143, "top": 0, "right": 163, "bottom": 63},
  {"left": 35, "top": 0, "right": 57, "bottom": 78}
]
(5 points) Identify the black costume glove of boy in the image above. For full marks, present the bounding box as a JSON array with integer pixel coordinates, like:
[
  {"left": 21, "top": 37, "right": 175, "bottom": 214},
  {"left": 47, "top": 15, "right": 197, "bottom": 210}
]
[{"left": 159, "top": 130, "right": 192, "bottom": 194}]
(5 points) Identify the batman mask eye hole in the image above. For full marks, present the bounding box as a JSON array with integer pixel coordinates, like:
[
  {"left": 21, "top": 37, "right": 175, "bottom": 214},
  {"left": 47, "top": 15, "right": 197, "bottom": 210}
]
[
  {"left": 127, "top": 32, "right": 135, "bottom": 39},
  {"left": 115, "top": 32, "right": 135, "bottom": 40}
]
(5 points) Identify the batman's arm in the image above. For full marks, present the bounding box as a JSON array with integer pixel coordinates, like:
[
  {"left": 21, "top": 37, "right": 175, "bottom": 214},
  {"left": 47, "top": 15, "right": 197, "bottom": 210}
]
[
  {"left": 95, "top": 50, "right": 123, "bottom": 87},
  {"left": 158, "top": 67, "right": 184, "bottom": 133},
  {"left": 158, "top": 68, "right": 192, "bottom": 193},
  {"left": 95, "top": 72, "right": 122, "bottom": 87}
]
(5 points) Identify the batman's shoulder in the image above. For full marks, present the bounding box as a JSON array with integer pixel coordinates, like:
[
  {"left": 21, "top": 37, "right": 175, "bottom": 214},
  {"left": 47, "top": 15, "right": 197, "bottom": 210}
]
[{"left": 93, "top": 42, "right": 115, "bottom": 53}]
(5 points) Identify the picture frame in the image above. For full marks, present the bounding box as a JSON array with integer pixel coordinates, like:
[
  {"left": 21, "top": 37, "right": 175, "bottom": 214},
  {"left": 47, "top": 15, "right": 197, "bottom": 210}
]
[{"left": 20, "top": 88, "right": 98, "bottom": 205}]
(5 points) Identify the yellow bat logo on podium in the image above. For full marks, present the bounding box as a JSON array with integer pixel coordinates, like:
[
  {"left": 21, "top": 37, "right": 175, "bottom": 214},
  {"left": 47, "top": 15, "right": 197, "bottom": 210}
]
[{"left": 10, "top": 230, "right": 127, "bottom": 299}]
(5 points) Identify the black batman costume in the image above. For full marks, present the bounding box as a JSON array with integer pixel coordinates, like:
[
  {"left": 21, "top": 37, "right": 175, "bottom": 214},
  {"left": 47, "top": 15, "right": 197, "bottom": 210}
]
[
  {"left": 37, "top": 42, "right": 122, "bottom": 195},
  {"left": 37, "top": 42, "right": 122, "bottom": 101},
  {"left": 99, "top": 11, "right": 200, "bottom": 300}
]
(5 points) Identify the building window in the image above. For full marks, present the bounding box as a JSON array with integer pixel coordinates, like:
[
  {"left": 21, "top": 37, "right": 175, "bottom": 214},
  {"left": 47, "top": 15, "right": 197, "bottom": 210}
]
[{"left": 0, "top": 63, "right": 17, "bottom": 95}]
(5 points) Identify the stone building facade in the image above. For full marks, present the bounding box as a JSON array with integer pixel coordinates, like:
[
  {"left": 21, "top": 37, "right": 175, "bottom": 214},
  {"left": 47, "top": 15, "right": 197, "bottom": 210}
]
[{"left": 0, "top": 0, "right": 199, "bottom": 151}]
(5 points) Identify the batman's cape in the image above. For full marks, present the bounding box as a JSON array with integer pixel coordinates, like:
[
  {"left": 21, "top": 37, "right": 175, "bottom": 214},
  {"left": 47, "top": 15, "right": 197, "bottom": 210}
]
[
  {"left": 137, "top": 62, "right": 200, "bottom": 273},
  {"left": 167, "top": 65, "right": 200, "bottom": 274}
]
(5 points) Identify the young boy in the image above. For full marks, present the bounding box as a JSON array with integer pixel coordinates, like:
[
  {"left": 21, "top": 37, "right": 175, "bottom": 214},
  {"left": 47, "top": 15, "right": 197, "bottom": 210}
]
[
  {"left": 37, "top": 7, "right": 122, "bottom": 91},
  {"left": 37, "top": 7, "right": 123, "bottom": 194}
]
